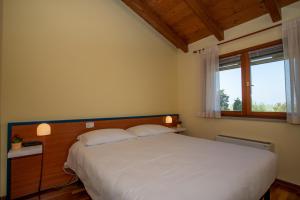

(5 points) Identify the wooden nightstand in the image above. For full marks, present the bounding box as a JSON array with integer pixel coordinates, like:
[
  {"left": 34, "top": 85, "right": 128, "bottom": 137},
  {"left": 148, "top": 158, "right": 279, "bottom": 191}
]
[
  {"left": 171, "top": 127, "right": 187, "bottom": 134},
  {"left": 8, "top": 145, "right": 43, "bottom": 199}
]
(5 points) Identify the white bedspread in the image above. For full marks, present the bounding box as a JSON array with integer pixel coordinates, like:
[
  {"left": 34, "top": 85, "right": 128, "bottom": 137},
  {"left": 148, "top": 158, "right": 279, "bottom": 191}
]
[{"left": 66, "top": 133, "right": 277, "bottom": 200}]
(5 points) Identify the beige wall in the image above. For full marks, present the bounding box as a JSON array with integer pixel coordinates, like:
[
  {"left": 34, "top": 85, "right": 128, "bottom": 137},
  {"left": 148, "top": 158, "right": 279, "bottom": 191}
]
[
  {"left": 178, "top": 1, "right": 300, "bottom": 186},
  {"left": 0, "top": 0, "right": 178, "bottom": 195}
]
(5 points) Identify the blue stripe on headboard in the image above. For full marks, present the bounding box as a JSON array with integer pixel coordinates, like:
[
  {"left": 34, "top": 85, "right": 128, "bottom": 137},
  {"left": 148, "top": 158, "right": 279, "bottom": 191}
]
[{"left": 7, "top": 114, "right": 178, "bottom": 126}]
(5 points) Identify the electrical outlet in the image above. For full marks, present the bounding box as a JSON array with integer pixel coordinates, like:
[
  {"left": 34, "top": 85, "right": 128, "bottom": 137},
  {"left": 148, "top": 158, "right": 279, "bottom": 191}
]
[
  {"left": 196, "top": 112, "right": 202, "bottom": 117},
  {"left": 86, "top": 121, "right": 95, "bottom": 128}
]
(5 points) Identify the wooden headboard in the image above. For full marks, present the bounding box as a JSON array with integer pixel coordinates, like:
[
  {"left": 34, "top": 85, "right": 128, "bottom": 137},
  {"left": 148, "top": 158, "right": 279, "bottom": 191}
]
[{"left": 7, "top": 114, "right": 179, "bottom": 195}]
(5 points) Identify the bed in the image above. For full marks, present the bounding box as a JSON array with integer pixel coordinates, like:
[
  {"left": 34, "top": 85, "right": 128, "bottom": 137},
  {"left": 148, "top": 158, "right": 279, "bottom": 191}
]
[{"left": 66, "top": 132, "right": 277, "bottom": 200}]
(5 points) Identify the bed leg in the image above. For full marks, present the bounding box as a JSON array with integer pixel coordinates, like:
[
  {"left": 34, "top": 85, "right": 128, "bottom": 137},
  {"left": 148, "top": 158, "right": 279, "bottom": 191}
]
[{"left": 264, "top": 189, "right": 270, "bottom": 200}]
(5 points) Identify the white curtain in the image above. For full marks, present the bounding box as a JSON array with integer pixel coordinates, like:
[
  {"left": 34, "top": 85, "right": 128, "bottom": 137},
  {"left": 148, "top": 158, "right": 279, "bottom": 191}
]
[
  {"left": 283, "top": 18, "right": 300, "bottom": 124},
  {"left": 202, "top": 45, "right": 221, "bottom": 118}
]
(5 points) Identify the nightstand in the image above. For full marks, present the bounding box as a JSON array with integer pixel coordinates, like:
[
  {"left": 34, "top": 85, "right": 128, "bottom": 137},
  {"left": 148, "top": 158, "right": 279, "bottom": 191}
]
[
  {"left": 171, "top": 127, "right": 187, "bottom": 134},
  {"left": 8, "top": 145, "right": 43, "bottom": 199}
]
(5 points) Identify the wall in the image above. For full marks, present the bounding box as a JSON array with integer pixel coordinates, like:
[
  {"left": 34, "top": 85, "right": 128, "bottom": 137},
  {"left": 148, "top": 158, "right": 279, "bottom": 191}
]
[
  {"left": 0, "top": 0, "right": 178, "bottom": 195},
  {"left": 177, "top": 1, "right": 300, "bottom": 185}
]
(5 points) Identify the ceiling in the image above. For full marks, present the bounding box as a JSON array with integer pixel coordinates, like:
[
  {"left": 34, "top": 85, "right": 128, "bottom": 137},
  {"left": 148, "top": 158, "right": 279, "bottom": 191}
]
[{"left": 122, "top": 0, "right": 298, "bottom": 52}]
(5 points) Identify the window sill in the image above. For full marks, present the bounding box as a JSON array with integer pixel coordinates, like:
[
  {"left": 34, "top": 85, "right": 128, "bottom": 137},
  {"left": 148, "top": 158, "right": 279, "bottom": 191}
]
[
  {"left": 220, "top": 116, "right": 286, "bottom": 123},
  {"left": 221, "top": 111, "right": 286, "bottom": 120}
]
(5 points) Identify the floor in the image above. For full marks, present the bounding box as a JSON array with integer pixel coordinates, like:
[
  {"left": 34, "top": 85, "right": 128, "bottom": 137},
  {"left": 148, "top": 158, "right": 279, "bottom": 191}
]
[
  {"left": 271, "top": 183, "right": 300, "bottom": 200},
  {"left": 25, "top": 183, "right": 91, "bottom": 200},
  {"left": 22, "top": 181, "right": 300, "bottom": 200}
]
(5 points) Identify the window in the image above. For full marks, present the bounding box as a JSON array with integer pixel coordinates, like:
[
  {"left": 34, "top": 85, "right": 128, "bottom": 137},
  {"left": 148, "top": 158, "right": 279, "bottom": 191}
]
[
  {"left": 219, "top": 55, "right": 242, "bottom": 111},
  {"left": 219, "top": 40, "right": 286, "bottom": 119}
]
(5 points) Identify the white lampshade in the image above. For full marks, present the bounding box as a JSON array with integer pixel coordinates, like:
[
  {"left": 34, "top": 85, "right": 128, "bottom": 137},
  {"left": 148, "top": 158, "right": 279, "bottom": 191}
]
[
  {"left": 37, "top": 123, "right": 51, "bottom": 136},
  {"left": 165, "top": 116, "right": 173, "bottom": 124}
]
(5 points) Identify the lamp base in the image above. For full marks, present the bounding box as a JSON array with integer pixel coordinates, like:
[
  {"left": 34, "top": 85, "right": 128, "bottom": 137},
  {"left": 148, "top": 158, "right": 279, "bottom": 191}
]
[{"left": 22, "top": 141, "right": 42, "bottom": 147}]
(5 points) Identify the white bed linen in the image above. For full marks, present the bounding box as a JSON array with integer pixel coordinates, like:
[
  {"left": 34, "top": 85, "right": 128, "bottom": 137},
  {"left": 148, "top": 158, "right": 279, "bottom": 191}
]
[{"left": 66, "top": 133, "right": 277, "bottom": 200}]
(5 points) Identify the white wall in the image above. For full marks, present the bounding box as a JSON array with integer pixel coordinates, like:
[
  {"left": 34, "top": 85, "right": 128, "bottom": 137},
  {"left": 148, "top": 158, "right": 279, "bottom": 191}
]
[{"left": 177, "top": 1, "right": 300, "bottom": 185}]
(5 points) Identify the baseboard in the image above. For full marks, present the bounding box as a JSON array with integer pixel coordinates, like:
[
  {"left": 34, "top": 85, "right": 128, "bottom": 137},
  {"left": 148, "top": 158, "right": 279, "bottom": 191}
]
[{"left": 274, "top": 179, "right": 300, "bottom": 194}]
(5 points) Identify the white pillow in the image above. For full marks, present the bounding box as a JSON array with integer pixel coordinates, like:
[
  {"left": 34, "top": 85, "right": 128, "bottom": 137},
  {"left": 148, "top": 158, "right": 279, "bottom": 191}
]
[
  {"left": 126, "top": 124, "right": 174, "bottom": 137},
  {"left": 78, "top": 128, "right": 137, "bottom": 146}
]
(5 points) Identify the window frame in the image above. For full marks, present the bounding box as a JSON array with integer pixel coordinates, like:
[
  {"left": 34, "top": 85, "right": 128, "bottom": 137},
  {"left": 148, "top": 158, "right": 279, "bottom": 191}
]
[{"left": 220, "top": 39, "right": 286, "bottom": 119}]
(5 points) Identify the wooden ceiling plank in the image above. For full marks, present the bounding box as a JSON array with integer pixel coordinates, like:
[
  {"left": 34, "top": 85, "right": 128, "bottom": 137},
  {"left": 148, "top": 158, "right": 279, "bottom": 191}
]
[
  {"left": 122, "top": 0, "right": 188, "bottom": 52},
  {"left": 184, "top": 0, "right": 224, "bottom": 41},
  {"left": 264, "top": 0, "right": 282, "bottom": 22}
]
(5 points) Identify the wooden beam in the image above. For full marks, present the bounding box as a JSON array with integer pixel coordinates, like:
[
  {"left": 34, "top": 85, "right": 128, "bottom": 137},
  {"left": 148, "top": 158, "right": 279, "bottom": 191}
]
[
  {"left": 264, "top": 0, "right": 281, "bottom": 22},
  {"left": 122, "top": 0, "right": 188, "bottom": 52},
  {"left": 184, "top": 0, "right": 224, "bottom": 41}
]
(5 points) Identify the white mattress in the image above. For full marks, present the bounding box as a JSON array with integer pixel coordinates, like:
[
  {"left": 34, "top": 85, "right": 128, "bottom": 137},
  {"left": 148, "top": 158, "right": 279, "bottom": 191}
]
[{"left": 66, "top": 133, "right": 277, "bottom": 200}]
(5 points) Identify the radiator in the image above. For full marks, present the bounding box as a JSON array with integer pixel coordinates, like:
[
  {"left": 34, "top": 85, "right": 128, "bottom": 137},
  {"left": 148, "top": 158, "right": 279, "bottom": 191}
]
[{"left": 216, "top": 135, "right": 274, "bottom": 151}]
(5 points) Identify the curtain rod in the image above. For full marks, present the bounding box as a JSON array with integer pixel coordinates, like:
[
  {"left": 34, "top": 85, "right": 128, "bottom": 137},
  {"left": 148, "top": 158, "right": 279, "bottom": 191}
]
[{"left": 193, "top": 23, "right": 282, "bottom": 54}]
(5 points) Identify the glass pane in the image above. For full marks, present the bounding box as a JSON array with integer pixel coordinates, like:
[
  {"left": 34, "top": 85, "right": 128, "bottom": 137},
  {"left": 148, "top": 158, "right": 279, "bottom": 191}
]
[
  {"left": 249, "top": 44, "right": 286, "bottom": 112},
  {"left": 219, "top": 55, "right": 242, "bottom": 111}
]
